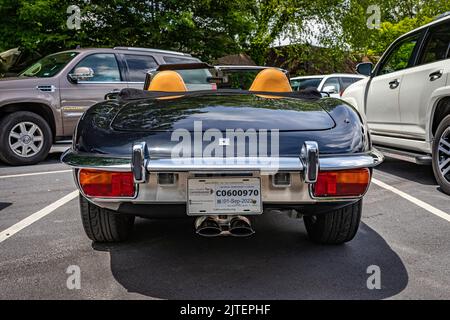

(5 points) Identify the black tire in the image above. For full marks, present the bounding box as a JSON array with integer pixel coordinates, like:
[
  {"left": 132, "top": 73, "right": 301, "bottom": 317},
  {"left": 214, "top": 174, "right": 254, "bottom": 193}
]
[
  {"left": 79, "top": 194, "right": 135, "bottom": 242},
  {"left": 0, "top": 111, "right": 52, "bottom": 165},
  {"left": 304, "top": 200, "right": 362, "bottom": 244},
  {"left": 432, "top": 115, "right": 450, "bottom": 195}
]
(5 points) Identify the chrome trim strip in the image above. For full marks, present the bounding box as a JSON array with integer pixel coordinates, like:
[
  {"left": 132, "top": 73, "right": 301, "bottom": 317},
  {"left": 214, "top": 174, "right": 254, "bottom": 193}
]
[
  {"left": 320, "top": 149, "right": 384, "bottom": 170},
  {"left": 36, "top": 85, "right": 57, "bottom": 92},
  {"left": 77, "top": 81, "right": 128, "bottom": 85},
  {"left": 61, "top": 150, "right": 131, "bottom": 172},
  {"left": 146, "top": 157, "right": 302, "bottom": 173},
  {"left": 62, "top": 149, "right": 384, "bottom": 172}
]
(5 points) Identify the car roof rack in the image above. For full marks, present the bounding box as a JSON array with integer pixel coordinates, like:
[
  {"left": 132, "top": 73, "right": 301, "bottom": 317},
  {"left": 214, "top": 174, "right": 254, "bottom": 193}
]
[{"left": 113, "top": 47, "right": 191, "bottom": 56}]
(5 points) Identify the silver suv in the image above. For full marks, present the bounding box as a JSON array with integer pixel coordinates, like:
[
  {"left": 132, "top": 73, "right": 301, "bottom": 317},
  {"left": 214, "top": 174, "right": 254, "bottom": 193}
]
[{"left": 0, "top": 47, "right": 200, "bottom": 165}]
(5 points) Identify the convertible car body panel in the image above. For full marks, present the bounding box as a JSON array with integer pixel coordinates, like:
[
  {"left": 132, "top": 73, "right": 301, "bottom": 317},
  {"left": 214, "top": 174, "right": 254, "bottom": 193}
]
[
  {"left": 62, "top": 66, "right": 383, "bottom": 243},
  {"left": 63, "top": 89, "right": 382, "bottom": 204},
  {"left": 70, "top": 93, "right": 370, "bottom": 158}
]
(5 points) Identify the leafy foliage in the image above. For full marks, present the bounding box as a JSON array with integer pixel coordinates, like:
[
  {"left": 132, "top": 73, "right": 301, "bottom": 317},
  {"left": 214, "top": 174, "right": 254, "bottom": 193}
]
[
  {"left": 0, "top": 0, "right": 258, "bottom": 61},
  {"left": 336, "top": 0, "right": 450, "bottom": 56},
  {"left": 0, "top": 0, "right": 449, "bottom": 73}
]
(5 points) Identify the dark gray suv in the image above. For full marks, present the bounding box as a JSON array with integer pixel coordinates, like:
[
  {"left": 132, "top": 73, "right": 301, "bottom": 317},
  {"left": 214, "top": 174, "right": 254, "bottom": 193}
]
[{"left": 0, "top": 47, "right": 200, "bottom": 165}]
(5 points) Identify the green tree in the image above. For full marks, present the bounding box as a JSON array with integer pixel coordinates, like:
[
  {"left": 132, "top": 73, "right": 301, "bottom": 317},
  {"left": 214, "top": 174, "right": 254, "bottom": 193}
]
[
  {"left": 1, "top": 0, "right": 450, "bottom": 73},
  {"left": 0, "top": 0, "right": 259, "bottom": 62},
  {"left": 337, "top": 0, "right": 450, "bottom": 56}
]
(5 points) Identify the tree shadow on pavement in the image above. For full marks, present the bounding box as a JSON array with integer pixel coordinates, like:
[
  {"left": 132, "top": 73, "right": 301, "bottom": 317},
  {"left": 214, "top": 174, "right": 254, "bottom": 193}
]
[
  {"left": 375, "top": 157, "right": 437, "bottom": 186},
  {"left": 94, "top": 213, "right": 408, "bottom": 300}
]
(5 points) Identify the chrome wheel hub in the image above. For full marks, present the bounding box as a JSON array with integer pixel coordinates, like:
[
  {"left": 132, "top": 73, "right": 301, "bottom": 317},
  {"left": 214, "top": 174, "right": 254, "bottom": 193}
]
[
  {"left": 438, "top": 127, "right": 450, "bottom": 183},
  {"left": 8, "top": 122, "right": 44, "bottom": 158}
]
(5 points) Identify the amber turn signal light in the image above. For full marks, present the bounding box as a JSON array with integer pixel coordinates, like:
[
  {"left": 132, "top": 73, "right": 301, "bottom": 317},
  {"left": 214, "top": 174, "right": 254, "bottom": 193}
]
[
  {"left": 313, "top": 168, "right": 370, "bottom": 197},
  {"left": 79, "top": 169, "right": 135, "bottom": 198}
]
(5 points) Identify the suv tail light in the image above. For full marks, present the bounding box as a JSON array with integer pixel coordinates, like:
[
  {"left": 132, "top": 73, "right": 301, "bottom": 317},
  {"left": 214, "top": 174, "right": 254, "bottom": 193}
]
[
  {"left": 313, "top": 168, "right": 370, "bottom": 197},
  {"left": 79, "top": 169, "right": 135, "bottom": 198}
]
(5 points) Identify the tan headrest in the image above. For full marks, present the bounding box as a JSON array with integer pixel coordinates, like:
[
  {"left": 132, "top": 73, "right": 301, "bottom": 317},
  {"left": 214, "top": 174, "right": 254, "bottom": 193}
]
[
  {"left": 249, "top": 68, "right": 292, "bottom": 98},
  {"left": 147, "top": 70, "right": 187, "bottom": 99}
]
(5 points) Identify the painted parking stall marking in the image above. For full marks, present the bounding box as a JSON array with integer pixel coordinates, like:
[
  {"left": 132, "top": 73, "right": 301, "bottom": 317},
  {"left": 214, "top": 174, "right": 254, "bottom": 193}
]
[
  {"left": 0, "top": 190, "right": 78, "bottom": 243},
  {"left": 372, "top": 178, "right": 450, "bottom": 222},
  {"left": 0, "top": 169, "right": 72, "bottom": 179}
]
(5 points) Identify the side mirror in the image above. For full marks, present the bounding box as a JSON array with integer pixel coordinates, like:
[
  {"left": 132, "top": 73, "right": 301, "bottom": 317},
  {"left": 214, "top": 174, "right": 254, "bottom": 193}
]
[
  {"left": 356, "top": 62, "right": 373, "bottom": 76},
  {"left": 68, "top": 67, "right": 94, "bottom": 83},
  {"left": 322, "top": 85, "right": 337, "bottom": 94}
]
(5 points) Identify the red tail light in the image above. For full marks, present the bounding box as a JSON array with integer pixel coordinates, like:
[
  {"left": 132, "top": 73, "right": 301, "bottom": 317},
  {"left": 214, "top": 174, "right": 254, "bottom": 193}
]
[
  {"left": 313, "top": 168, "right": 370, "bottom": 197},
  {"left": 79, "top": 169, "right": 135, "bottom": 198}
]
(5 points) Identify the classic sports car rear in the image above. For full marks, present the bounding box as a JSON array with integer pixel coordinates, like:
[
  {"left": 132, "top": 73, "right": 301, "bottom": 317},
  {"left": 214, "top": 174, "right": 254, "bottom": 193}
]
[{"left": 61, "top": 66, "right": 383, "bottom": 244}]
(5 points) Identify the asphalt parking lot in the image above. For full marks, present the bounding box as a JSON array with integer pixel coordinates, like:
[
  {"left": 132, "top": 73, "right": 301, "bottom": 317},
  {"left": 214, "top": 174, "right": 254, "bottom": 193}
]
[{"left": 0, "top": 150, "right": 449, "bottom": 300}]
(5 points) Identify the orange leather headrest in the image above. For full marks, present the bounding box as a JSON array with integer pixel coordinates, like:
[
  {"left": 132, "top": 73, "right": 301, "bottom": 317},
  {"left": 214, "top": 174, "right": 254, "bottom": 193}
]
[
  {"left": 249, "top": 68, "right": 292, "bottom": 98},
  {"left": 147, "top": 70, "right": 187, "bottom": 99}
]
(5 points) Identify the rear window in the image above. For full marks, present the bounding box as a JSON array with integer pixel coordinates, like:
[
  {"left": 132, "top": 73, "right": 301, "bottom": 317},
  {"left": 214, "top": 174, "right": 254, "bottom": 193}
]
[
  {"left": 291, "top": 78, "right": 323, "bottom": 91},
  {"left": 163, "top": 56, "right": 198, "bottom": 64},
  {"left": 176, "top": 69, "right": 211, "bottom": 84},
  {"left": 419, "top": 21, "right": 450, "bottom": 65},
  {"left": 125, "top": 54, "right": 158, "bottom": 82},
  {"left": 341, "top": 77, "right": 363, "bottom": 90}
]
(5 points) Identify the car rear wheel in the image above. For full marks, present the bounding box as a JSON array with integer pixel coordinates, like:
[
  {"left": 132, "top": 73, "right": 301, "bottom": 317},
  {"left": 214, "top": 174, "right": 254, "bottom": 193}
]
[
  {"left": 432, "top": 115, "right": 450, "bottom": 195},
  {"left": 79, "top": 194, "right": 135, "bottom": 242},
  {"left": 304, "top": 200, "right": 362, "bottom": 244},
  {"left": 0, "top": 111, "right": 52, "bottom": 166}
]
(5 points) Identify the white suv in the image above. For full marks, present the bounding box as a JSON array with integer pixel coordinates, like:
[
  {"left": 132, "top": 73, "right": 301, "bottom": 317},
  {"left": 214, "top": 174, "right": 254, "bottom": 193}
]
[{"left": 343, "top": 13, "right": 450, "bottom": 194}]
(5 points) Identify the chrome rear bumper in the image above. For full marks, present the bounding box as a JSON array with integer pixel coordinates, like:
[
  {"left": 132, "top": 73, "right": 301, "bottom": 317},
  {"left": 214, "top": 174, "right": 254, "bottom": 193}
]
[
  {"left": 61, "top": 150, "right": 383, "bottom": 173},
  {"left": 61, "top": 143, "right": 383, "bottom": 211}
]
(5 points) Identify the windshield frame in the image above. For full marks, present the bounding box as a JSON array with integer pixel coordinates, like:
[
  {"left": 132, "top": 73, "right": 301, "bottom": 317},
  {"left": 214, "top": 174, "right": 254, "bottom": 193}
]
[{"left": 20, "top": 51, "right": 79, "bottom": 78}]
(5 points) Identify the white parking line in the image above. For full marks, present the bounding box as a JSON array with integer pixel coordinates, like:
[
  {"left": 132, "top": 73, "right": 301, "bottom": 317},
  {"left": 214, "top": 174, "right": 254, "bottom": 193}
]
[
  {"left": 0, "top": 191, "right": 78, "bottom": 243},
  {"left": 372, "top": 178, "right": 450, "bottom": 222},
  {"left": 0, "top": 170, "right": 72, "bottom": 179}
]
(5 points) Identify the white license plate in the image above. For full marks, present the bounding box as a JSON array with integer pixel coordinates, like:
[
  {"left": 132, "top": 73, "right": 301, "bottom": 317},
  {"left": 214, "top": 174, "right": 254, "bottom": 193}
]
[{"left": 187, "top": 177, "right": 262, "bottom": 216}]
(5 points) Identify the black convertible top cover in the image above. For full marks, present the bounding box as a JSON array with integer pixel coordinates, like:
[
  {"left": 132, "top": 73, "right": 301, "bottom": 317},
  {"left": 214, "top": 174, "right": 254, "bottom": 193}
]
[{"left": 118, "top": 88, "right": 322, "bottom": 101}]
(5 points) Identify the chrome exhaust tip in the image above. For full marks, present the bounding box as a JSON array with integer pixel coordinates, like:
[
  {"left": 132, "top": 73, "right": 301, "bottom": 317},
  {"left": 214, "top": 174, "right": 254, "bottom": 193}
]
[
  {"left": 195, "top": 216, "right": 222, "bottom": 237},
  {"left": 229, "top": 216, "right": 255, "bottom": 237}
]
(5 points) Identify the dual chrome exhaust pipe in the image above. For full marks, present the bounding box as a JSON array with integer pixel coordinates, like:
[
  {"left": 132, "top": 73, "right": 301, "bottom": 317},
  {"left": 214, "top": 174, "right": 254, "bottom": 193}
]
[{"left": 195, "top": 215, "right": 255, "bottom": 237}]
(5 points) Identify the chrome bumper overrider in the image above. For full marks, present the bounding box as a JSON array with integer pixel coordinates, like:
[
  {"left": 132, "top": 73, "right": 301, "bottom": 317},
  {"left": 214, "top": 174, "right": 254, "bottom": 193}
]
[{"left": 61, "top": 142, "right": 384, "bottom": 209}]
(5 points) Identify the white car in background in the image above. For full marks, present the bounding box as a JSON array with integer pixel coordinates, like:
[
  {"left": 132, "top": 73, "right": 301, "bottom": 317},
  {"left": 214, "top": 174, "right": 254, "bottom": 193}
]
[
  {"left": 290, "top": 73, "right": 366, "bottom": 98},
  {"left": 343, "top": 13, "right": 450, "bottom": 194}
]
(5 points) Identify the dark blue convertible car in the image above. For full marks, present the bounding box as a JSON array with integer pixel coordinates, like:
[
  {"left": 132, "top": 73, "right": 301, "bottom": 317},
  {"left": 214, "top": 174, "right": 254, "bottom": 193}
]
[{"left": 62, "top": 65, "right": 383, "bottom": 244}]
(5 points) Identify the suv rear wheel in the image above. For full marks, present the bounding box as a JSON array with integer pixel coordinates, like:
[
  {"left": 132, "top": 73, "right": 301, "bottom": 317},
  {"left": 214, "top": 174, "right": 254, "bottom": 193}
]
[
  {"left": 304, "top": 200, "right": 362, "bottom": 244},
  {"left": 432, "top": 115, "right": 450, "bottom": 195},
  {"left": 0, "top": 111, "right": 52, "bottom": 165}
]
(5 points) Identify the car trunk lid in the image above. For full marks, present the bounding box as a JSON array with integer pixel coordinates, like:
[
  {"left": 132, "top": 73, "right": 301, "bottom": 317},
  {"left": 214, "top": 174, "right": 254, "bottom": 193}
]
[{"left": 111, "top": 95, "right": 335, "bottom": 132}]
